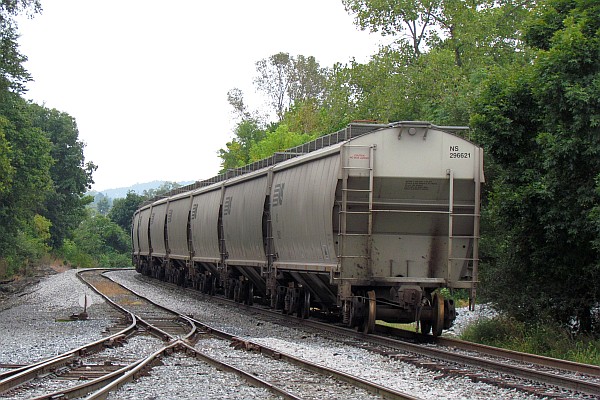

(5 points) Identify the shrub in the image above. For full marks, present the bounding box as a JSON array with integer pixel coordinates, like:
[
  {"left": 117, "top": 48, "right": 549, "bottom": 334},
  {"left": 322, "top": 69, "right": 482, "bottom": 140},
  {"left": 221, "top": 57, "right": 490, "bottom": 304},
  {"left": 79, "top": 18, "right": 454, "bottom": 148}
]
[{"left": 461, "top": 316, "right": 600, "bottom": 365}]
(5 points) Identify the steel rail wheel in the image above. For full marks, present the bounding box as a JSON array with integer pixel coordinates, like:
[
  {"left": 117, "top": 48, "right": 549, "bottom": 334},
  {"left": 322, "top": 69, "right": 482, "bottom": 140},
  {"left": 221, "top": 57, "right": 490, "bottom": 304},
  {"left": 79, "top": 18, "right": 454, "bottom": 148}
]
[
  {"left": 432, "top": 292, "right": 445, "bottom": 337},
  {"left": 299, "top": 289, "right": 311, "bottom": 319},
  {"left": 363, "top": 290, "right": 376, "bottom": 334}
]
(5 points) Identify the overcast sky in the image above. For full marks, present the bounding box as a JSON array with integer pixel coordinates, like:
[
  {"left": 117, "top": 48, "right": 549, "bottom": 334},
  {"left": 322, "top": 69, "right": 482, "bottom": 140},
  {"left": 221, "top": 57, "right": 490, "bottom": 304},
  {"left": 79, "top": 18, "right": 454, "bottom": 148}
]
[{"left": 16, "top": 0, "right": 386, "bottom": 192}]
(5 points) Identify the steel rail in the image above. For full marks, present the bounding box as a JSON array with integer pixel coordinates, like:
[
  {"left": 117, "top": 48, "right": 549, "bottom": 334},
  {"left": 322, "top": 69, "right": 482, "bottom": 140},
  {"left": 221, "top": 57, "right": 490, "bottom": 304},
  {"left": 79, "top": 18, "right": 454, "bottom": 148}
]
[
  {"left": 101, "top": 271, "right": 423, "bottom": 400},
  {"left": 374, "top": 324, "right": 600, "bottom": 377},
  {"left": 231, "top": 337, "right": 421, "bottom": 400},
  {"left": 158, "top": 280, "right": 600, "bottom": 397},
  {"left": 78, "top": 271, "right": 303, "bottom": 399},
  {"left": 0, "top": 311, "right": 137, "bottom": 394},
  {"left": 291, "top": 314, "right": 600, "bottom": 396},
  {"left": 29, "top": 359, "right": 145, "bottom": 400},
  {"left": 0, "top": 269, "right": 198, "bottom": 399},
  {"left": 83, "top": 339, "right": 304, "bottom": 400},
  {"left": 436, "top": 335, "right": 600, "bottom": 377},
  {"left": 78, "top": 269, "right": 196, "bottom": 342}
]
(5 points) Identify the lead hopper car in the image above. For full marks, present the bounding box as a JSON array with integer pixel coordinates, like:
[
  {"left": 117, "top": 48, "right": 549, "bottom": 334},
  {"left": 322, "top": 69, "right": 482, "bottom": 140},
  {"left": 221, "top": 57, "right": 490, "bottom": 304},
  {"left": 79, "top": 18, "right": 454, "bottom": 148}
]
[{"left": 132, "top": 122, "right": 484, "bottom": 336}]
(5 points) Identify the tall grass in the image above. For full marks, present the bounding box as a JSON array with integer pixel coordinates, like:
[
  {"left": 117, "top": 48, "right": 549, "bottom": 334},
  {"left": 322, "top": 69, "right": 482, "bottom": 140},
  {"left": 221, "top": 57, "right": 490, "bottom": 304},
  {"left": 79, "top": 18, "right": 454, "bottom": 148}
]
[{"left": 461, "top": 316, "right": 600, "bottom": 365}]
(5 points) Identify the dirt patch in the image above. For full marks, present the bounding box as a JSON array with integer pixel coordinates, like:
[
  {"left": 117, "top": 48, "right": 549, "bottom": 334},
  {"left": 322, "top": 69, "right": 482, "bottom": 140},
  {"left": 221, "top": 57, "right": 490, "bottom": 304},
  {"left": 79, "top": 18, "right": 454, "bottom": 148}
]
[
  {"left": 48, "top": 262, "right": 72, "bottom": 274},
  {"left": 0, "top": 263, "right": 72, "bottom": 301}
]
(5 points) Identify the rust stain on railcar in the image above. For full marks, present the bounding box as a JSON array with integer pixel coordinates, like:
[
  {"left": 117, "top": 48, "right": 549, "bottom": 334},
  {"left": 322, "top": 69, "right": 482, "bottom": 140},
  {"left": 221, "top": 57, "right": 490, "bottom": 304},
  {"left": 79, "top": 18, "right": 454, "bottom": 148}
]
[{"left": 428, "top": 225, "right": 444, "bottom": 279}]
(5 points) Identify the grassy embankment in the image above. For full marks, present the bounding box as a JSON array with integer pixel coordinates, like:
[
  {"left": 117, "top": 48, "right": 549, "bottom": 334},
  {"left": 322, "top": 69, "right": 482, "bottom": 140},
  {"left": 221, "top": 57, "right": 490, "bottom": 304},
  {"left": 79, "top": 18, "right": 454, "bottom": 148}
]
[{"left": 461, "top": 316, "right": 600, "bottom": 366}]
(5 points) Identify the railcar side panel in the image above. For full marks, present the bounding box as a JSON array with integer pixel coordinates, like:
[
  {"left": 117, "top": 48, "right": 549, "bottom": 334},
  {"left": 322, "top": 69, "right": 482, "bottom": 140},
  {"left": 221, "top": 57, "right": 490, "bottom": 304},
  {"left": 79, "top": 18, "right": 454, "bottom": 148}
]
[
  {"left": 222, "top": 175, "right": 268, "bottom": 267},
  {"left": 271, "top": 155, "right": 340, "bottom": 271},
  {"left": 138, "top": 207, "right": 152, "bottom": 256},
  {"left": 149, "top": 201, "right": 168, "bottom": 258},
  {"left": 190, "top": 189, "right": 222, "bottom": 263},
  {"left": 166, "top": 195, "right": 192, "bottom": 259},
  {"left": 132, "top": 211, "right": 141, "bottom": 255}
]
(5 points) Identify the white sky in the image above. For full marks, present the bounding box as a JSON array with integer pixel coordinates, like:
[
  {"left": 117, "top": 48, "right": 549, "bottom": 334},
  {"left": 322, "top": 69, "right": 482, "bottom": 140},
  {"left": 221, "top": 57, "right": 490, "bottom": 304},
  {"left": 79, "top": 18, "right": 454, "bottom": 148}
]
[{"left": 16, "top": 0, "right": 385, "bottom": 192}]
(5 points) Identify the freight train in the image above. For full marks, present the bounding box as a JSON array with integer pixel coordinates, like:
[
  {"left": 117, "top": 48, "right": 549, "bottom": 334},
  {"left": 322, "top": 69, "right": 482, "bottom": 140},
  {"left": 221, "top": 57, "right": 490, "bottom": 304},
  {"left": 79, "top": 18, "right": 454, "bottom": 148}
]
[{"left": 132, "top": 122, "right": 484, "bottom": 336}]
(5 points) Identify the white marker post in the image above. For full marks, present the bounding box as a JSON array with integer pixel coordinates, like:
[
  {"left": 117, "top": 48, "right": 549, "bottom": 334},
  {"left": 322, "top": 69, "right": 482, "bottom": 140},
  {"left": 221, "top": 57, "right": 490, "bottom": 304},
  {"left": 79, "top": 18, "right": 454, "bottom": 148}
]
[{"left": 78, "top": 293, "right": 93, "bottom": 320}]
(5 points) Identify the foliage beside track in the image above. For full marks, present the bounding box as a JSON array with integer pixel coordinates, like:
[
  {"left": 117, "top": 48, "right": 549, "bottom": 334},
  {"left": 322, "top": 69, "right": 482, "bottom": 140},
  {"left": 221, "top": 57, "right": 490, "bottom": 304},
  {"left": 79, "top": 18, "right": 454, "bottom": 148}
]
[
  {"left": 217, "top": 0, "right": 600, "bottom": 337},
  {"left": 0, "top": 1, "right": 131, "bottom": 274},
  {"left": 461, "top": 317, "right": 600, "bottom": 366},
  {"left": 1, "top": 0, "right": 599, "bottom": 341}
]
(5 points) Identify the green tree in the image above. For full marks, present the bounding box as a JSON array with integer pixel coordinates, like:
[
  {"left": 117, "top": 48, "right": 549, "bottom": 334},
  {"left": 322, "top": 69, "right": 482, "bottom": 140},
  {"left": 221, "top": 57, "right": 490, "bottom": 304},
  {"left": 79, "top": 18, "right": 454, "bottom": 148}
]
[
  {"left": 63, "top": 214, "right": 131, "bottom": 268},
  {"left": 255, "top": 52, "right": 329, "bottom": 121},
  {"left": 227, "top": 88, "right": 252, "bottom": 120},
  {"left": 29, "top": 104, "right": 96, "bottom": 248},
  {"left": 472, "top": 0, "right": 600, "bottom": 333},
  {"left": 342, "top": 0, "right": 438, "bottom": 58},
  {"left": 335, "top": 0, "right": 533, "bottom": 127},
  {"left": 287, "top": 55, "right": 327, "bottom": 104},
  {"left": 0, "top": 117, "right": 15, "bottom": 195},
  {"left": 108, "top": 191, "right": 145, "bottom": 231},
  {"left": 142, "top": 181, "right": 181, "bottom": 199},
  {"left": 0, "top": 94, "right": 53, "bottom": 261},
  {"left": 282, "top": 99, "right": 326, "bottom": 135},
  {"left": 248, "top": 124, "right": 315, "bottom": 161},
  {"left": 255, "top": 52, "right": 293, "bottom": 121},
  {"left": 218, "top": 119, "right": 266, "bottom": 171},
  {"left": 0, "top": 0, "right": 41, "bottom": 93},
  {"left": 96, "top": 196, "right": 110, "bottom": 216}
]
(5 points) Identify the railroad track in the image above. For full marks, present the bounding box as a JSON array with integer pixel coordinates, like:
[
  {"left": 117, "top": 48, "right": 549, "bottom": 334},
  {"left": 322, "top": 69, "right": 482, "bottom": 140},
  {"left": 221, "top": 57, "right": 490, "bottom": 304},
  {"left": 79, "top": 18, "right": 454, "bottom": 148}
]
[
  {"left": 128, "top": 269, "right": 600, "bottom": 399},
  {"left": 1, "top": 269, "right": 423, "bottom": 400},
  {"left": 90, "top": 269, "right": 420, "bottom": 400}
]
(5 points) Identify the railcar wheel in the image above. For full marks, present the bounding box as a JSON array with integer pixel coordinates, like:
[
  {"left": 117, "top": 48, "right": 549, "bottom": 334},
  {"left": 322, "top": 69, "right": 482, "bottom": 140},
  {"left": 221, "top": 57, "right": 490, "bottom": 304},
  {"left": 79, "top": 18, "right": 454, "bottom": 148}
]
[
  {"left": 233, "top": 281, "right": 242, "bottom": 303},
  {"left": 270, "top": 291, "right": 277, "bottom": 309},
  {"left": 420, "top": 320, "right": 432, "bottom": 335},
  {"left": 226, "top": 279, "right": 235, "bottom": 300},
  {"left": 287, "top": 288, "right": 299, "bottom": 315},
  {"left": 298, "top": 289, "right": 310, "bottom": 319},
  {"left": 348, "top": 296, "right": 364, "bottom": 328},
  {"left": 362, "top": 290, "right": 376, "bottom": 334},
  {"left": 275, "top": 286, "right": 286, "bottom": 310},
  {"left": 210, "top": 276, "right": 217, "bottom": 296},
  {"left": 432, "top": 293, "right": 445, "bottom": 337},
  {"left": 246, "top": 283, "right": 254, "bottom": 306}
]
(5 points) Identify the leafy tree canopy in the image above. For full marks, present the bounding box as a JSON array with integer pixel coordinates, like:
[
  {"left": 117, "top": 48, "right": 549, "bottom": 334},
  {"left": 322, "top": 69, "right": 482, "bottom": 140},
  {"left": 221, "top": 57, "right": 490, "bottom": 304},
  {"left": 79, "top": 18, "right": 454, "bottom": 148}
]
[
  {"left": 28, "top": 103, "right": 97, "bottom": 248},
  {"left": 472, "top": 0, "right": 600, "bottom": 332},
  {"left": 108, "top": 191, "right": 146, "bottom": 231},
  {"left": 0, "top": 0, "right": 41, "bottom": 93},
  {"left": 249, "top": 124, "right": 316, "bottom": 162}
]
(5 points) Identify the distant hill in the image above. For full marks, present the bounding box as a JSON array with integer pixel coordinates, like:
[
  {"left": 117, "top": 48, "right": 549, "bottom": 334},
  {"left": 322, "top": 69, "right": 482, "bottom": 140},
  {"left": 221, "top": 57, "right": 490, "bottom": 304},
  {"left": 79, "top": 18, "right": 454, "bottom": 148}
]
[{"left": 93, "top": 180, "right": 194, "bottom": 199}]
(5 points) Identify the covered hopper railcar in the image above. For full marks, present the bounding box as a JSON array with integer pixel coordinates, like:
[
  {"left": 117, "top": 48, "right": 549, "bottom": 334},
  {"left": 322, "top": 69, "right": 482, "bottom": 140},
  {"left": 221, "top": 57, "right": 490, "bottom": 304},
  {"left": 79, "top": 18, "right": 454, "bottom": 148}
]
[{"left": 132, "top": 122, "right": 484, "bottom": 336}]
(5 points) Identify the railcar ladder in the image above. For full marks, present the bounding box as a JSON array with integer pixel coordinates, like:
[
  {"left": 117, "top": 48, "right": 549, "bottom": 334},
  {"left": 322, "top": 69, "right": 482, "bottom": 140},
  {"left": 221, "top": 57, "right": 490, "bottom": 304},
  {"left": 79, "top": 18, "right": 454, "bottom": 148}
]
[
  {"left": 338, "top": 144, "right": 375, "bottom": 277},
  {"left": 447, "top": 166, "right": 481, "bottom": 310}
]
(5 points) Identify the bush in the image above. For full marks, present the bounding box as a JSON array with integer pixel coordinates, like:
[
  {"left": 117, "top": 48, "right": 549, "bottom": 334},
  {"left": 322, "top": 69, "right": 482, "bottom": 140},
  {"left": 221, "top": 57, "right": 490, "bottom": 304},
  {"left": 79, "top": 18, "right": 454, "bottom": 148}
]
[
  {"left": 438, "top": 288, "right": 471, "bottom": 308},
  {"left": 98, "top": 252, "right": 132, "bottom": 268},
  {"left": 461, "top": 316, "right": 600, "bottom": 365},
  {"left": 461, "top": 316, "right": 524, "bottom": 346},
  {"left": 58, "top": 215, "right": 131, "bottom": 269},
  {"left": 58, "top": 239, "right": 95, "bottom": 268}
]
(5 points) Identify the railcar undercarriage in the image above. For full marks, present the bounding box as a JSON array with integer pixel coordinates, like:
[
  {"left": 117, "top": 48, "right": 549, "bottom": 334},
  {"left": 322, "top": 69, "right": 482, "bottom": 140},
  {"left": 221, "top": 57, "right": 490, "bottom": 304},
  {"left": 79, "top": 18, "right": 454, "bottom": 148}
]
[{"left": 134, "top": 255, "right": 456, "bottom": 336}]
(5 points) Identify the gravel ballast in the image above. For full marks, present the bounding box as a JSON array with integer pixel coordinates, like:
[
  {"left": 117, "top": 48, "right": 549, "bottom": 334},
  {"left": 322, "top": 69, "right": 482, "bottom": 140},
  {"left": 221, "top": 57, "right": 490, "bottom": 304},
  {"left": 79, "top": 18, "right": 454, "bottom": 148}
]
[
  {"left": 108, "top": 270, "right": 539, "bottom": 400},
  {"left": 0, "top": 268, "right": 557, "bottom": 399},
  {"left": 0, "top": 269, "right": 121, "bottom": 367}
]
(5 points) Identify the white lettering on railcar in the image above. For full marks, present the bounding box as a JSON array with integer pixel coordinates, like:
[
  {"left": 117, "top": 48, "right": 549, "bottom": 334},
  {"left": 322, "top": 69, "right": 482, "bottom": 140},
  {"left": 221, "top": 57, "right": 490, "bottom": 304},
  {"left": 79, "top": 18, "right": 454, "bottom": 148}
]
[
  {"left": 273, "top": 183, "right": 285, "bottom": 207},
  {"left": 223, "top": 196, "right": 233, "bottom": 215},
  {"left": 449, "top": 145, "right": 471, "bottom": 159}
]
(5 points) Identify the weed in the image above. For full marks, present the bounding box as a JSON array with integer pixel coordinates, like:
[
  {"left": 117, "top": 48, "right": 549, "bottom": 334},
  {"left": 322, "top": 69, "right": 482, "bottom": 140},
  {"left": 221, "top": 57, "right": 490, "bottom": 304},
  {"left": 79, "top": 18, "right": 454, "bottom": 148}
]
[{"left": 461, "top": 316, "right": 600, "bottom": 366}]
